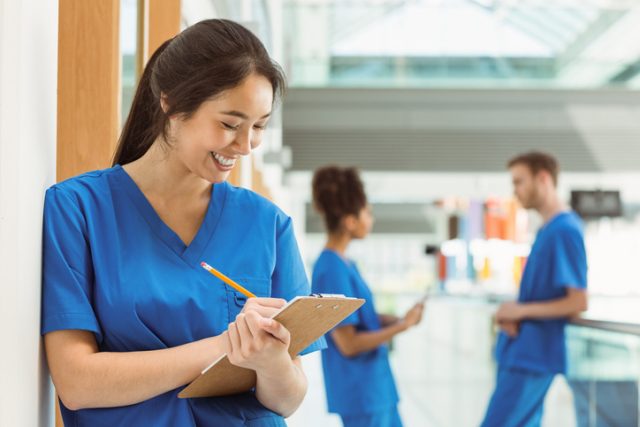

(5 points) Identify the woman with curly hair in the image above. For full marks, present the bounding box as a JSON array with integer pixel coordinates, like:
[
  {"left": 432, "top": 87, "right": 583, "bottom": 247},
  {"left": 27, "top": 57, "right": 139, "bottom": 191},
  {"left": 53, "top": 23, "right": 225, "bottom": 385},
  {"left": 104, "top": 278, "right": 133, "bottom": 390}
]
[{"left": 311, "top": 165, "right": 424, "bottom": 427}]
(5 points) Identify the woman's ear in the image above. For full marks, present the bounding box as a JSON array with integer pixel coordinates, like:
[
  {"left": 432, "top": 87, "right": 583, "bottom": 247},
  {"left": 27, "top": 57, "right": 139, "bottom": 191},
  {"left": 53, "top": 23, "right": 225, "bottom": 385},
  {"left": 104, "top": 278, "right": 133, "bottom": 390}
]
[
  {"left": 342, "top": 214, "right": 357, "bottom": 232},
  {"left": 160, "top": 93, "right": 170, "bottom": 114}
]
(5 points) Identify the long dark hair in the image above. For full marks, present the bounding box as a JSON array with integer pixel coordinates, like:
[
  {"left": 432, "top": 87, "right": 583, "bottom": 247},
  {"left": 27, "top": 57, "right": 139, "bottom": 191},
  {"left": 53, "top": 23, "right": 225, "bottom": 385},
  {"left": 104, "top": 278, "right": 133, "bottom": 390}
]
[
  {"left": 112, "top": 19, "right": 286, "bottom": 166},
  {"left": 312, "top": 166, "right": 368, "bottom": 233}
]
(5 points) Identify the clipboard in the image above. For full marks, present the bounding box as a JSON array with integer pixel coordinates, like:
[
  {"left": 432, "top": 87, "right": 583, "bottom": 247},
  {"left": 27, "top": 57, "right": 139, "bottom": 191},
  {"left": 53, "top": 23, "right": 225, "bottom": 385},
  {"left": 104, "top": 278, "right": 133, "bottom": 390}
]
[{"left": 178, "top": 294, "right": 365, "bottom": 398}]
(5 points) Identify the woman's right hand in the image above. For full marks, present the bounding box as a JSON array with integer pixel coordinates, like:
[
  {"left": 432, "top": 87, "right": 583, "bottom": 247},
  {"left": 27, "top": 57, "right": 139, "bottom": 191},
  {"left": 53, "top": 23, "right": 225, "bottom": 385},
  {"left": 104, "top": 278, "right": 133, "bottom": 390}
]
[
  {"left": 240, "top": 297, "right": 287, "bottom": 318},
  {"left": 401, "top": 302, "right": 425, "bottom": 330},
  {"left": 226, "top": 297, "right": 290, "bottom": 368},
  {"left": 225, "top": 310, "right": 292, "bottom": 374}
]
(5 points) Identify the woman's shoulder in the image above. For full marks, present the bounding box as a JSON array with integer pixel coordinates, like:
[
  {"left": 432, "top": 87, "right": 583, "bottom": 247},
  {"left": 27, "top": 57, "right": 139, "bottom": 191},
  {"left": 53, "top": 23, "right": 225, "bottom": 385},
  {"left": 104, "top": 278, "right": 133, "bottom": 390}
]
[
  {"left": 314, "top": 250, "right": 352, "bottom": 274},
  {"left": 222, "top": 182, "right": 288, "bottom": 221},
  {"left": 46, "top": 166, "right": 118, "bottom": 203}
]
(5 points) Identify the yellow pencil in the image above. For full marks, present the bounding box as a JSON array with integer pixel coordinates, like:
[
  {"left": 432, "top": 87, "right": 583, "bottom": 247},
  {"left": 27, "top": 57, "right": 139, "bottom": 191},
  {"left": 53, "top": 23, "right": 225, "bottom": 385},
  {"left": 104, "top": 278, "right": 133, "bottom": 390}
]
[{"left": 200, "top": 262, "right": 256, "bottom": 298}]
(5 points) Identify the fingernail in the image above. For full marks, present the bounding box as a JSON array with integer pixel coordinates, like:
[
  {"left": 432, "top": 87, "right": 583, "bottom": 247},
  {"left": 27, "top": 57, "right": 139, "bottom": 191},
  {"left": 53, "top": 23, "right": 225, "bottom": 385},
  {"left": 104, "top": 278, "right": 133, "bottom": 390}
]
[{"left": 261, "top": 318, "right": 273, "bottom": 327}]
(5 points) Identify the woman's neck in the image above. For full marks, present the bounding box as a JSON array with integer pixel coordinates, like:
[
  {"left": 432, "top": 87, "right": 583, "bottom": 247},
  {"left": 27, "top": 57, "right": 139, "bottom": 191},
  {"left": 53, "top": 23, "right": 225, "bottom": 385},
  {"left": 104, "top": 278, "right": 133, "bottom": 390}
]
[
  {"left": 325, "top": 232, "right": 352, "bottom": 255},
  {"left": 123, "top": 140, "right": 210, "bottom": 202}
]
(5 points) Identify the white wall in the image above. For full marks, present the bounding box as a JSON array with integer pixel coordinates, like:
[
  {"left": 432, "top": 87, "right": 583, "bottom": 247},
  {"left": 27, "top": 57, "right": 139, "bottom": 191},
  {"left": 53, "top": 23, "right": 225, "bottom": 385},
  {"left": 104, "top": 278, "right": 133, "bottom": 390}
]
[
  {"left": 0, "top": 1, "right": 58, "bottom": 425},
  {"left": 288, "top": 170, "right": 640, "bottom": 205}
]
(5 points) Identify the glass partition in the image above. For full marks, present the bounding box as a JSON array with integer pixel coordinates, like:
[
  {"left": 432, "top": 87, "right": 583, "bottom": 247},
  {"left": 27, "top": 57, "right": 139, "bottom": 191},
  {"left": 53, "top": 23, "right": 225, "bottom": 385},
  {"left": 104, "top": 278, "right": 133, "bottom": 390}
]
[
  {"left": 567, "top": 324, "right": 640, "bottom": 426},
  {"left": 283, "top": 0, "right": 640, "bottom": 89}
]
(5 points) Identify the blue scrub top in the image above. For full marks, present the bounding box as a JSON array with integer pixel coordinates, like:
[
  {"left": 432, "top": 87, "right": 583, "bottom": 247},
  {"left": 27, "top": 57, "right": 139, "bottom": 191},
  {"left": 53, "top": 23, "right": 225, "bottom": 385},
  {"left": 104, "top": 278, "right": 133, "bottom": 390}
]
[
  {"left": 41, "top": 165, "right": 324, "bottom": 427},
  {"left": 496, "top": 211, "right": 587, "bottom": 374},
  {"left": 311, "top": 249, "right": 399, "bottom": 416}
]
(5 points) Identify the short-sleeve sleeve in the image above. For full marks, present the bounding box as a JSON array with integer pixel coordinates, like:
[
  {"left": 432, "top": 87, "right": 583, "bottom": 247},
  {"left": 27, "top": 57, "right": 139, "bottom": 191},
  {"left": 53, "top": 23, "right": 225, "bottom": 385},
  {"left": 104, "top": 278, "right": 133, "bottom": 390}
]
[
  {"left": 41, "top": 187, "right": 102, "bottom": 342},
  {"left": 312, "top": 259, "right": 360, "bottom": 328},
  {"left": 551, "top": 227, "right": 587, "bottom": 290},
  {"left": 271, "top": 215, "right": 326, "bottom": 355}
]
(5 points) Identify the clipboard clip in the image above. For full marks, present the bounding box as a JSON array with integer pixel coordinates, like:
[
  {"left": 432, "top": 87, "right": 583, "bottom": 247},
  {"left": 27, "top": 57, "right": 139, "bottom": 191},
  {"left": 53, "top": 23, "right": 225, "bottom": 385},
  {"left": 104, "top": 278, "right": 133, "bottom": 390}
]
[{"left": 310, "top": 293, "right": 347, "bottom": 298}]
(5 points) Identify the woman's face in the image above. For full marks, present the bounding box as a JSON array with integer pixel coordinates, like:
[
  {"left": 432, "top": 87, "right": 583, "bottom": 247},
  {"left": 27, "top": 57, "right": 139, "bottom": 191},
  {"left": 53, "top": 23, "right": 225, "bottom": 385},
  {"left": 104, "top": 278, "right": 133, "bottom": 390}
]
[
  {"left": 350, "top": 205, "right": 374, "bottom": 239},
  {"left": 166, "top": 73, "right": 274, "bottom": 183}
]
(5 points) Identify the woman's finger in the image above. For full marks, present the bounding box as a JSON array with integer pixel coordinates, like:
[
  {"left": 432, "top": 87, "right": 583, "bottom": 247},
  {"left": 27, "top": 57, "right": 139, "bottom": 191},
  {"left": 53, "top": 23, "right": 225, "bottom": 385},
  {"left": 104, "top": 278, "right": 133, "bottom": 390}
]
[
  {"left": 245, "top": 297, "right": 286, "bottom": 308},
  {"left": 259, "top": 319, "right": 290, "bottom": 345},
  {"left": 227, "top": 322, "right": 241, "bottom": 354},
  {"left": 243, "top": 306, "right": 281, "bottom": 318},
  {"left": 242, "top": 298, "right": 286, "bottom": 318},
  {"left": 244, "top": 310, "right": 264, "bottom": 337},
  {"left": 235, "top": 314, "right": 254, "bottom": 356},
  {"left": 235, "top": 313, "right": 254, "bottom": 339}
]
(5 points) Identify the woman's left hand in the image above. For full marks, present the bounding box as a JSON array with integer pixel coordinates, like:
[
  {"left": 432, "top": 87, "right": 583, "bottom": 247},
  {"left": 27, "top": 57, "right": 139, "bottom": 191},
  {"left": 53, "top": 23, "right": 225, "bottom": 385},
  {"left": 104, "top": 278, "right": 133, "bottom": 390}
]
[{"left": 225, "top": 311, "right": 292, "bottom": 374}]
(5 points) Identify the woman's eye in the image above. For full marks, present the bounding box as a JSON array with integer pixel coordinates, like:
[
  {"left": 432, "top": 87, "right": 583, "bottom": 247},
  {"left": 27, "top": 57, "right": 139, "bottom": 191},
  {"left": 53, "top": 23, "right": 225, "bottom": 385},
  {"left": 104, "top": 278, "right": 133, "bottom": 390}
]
[{"left": 222, "top": 122, "right": 239, "bottom": 130}]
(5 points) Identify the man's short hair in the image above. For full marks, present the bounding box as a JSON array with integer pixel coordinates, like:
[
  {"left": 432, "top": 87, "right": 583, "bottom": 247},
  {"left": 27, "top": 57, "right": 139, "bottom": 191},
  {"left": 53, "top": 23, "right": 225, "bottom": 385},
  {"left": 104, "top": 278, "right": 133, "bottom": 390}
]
[{"left": 507, "top": 151, "right": 559, "bottom": 186}]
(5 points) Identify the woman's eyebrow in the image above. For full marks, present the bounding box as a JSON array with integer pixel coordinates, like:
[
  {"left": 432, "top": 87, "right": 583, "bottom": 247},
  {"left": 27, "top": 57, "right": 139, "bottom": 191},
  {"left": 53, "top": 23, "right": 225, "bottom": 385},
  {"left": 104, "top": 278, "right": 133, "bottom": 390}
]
[{"left": 220, "top": 110, "right": 271, "bottom": 120}]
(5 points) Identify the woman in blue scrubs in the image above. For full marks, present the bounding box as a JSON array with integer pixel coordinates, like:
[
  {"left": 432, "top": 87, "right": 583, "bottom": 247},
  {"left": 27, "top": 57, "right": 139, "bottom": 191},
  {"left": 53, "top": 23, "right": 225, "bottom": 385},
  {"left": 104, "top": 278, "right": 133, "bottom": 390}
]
[
  {"left": 42, "top": 19, "right": 322, "bottom": 427},
  {"left": 310, "top": 166, "right": 425, "bottom": 427}
]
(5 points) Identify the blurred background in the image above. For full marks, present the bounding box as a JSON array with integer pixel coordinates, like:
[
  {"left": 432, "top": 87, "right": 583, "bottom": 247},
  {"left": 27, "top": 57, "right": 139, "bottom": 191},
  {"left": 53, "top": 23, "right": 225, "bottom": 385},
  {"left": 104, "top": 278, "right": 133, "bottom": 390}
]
[{"left": 3, "top": 0, "right": 640, "bottom": 426}]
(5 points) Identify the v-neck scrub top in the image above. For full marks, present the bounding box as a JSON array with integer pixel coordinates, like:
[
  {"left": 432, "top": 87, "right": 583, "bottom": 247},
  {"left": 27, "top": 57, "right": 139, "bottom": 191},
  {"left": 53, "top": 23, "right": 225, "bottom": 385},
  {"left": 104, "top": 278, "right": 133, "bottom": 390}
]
[
  {"left": 495, "top": 211, "right": 587, "bottom": 375},
  {"left": 41, "top": 165, "right": 324, "bottom": 427}
]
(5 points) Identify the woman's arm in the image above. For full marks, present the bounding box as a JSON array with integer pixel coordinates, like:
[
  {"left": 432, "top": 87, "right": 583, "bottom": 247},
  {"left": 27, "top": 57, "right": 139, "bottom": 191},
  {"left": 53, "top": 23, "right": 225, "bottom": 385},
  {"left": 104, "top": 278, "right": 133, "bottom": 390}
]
[
  {"left": 378, "top": 313, "right": 400, "bottom": 327},
  {"left": 45, "top": 297, "right": 287, "bottom": 411},
  {"left": 255, "top": 356, "right": 306, "bottom": 418},
  {"left": 226, "top": 311, "right": 307, "bottom": 417},
  {"left": 331, "top": 303, "right": 424, "bottom": 357},
  {"left": 45, "top": 330, "right": 227, "bottom": 410},
  {"left": 496, "top": 287, "right": 588, "bottom": 322}
]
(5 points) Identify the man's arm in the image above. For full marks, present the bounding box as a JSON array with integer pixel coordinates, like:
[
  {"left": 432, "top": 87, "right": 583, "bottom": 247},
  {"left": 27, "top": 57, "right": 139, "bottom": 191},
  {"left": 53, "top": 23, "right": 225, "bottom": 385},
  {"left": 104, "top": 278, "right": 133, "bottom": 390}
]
[{"left": 496, "top": 287, "right": 587, "bottom": 322}]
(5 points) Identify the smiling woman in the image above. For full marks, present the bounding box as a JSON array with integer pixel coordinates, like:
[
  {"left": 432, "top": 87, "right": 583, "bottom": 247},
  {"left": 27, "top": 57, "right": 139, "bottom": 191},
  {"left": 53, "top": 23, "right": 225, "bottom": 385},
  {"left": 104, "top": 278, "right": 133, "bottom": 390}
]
[
  {"left": 112, "top": 19, "right": 284, "bottom": 170},
  {"left": 135, "top": 72, "right": 275, "bottom": 184},
  {"left": 41, "top": 19, "right": 324, "bottom": 427}
]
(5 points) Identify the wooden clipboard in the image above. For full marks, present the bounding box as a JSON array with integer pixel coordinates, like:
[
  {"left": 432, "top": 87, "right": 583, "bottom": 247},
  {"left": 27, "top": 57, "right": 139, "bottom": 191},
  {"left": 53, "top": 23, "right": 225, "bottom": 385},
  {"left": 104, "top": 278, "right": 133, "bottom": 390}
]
[{"left": 178, "top": 295, "right": 365, "bottom": 398}]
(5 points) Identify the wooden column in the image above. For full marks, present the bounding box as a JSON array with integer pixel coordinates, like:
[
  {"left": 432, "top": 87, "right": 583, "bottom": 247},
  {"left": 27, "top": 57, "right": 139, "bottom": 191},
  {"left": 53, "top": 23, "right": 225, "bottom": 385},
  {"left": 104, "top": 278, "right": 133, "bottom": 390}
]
[
  {"left": 55, "top": 402, "right": 63, "bottom": 427},
  {"left": 57, "top": 0, "right": 120, "bottom": 182},
  {"left": 251, "top": 160, "right": 273, "bottom": 200},
  {"left": 148, "top": 0, "right": 181, "bottom": 56},
  {"left": 56, "top": 2, "right": 120, "bottom": 425},
  {"left": 135, "top": 0, "right": 181, "bottom": 81}
]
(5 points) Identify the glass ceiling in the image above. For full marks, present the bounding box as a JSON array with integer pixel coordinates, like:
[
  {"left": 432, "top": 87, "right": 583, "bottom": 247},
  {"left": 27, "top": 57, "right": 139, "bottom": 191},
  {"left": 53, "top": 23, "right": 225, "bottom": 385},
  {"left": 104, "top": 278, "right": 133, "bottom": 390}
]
[{"left": 282, "top": 0, "right": 640, "bottom": 88}]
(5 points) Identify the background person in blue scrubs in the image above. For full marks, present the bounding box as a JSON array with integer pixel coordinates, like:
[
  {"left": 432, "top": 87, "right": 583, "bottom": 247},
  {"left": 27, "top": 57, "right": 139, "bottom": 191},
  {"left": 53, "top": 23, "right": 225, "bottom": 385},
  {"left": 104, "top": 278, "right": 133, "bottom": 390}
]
[
  {"left": 310, "top": 166, "right": 425, "bottom": 427},
  {"left": 480, "top": 152, "right": 588, "bottom": 427},
  {"left": 42, "top": 19, "right": 323, "bottom": 427}
]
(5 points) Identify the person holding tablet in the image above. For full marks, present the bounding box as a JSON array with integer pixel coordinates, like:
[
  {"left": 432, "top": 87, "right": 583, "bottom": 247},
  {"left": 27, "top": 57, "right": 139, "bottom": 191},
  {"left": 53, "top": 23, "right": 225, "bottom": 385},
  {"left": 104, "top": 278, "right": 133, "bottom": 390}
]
[{"left": 311, "top": 165, "right": 424, "bottom": 427}]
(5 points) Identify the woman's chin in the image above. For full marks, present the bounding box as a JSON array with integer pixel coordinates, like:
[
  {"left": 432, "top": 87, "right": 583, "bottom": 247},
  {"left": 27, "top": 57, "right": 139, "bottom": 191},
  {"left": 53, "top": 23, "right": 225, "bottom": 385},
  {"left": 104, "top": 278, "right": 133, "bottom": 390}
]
[{"left": 207, "top": 170, "right": 231, "bottom": 184}]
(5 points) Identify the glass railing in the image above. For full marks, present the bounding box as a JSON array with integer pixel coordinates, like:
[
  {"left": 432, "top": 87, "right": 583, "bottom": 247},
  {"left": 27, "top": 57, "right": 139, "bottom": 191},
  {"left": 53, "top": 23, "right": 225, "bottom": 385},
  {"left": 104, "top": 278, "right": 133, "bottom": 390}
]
[{"left": 566, "top": 323, "right": 640, "bottom": 427}]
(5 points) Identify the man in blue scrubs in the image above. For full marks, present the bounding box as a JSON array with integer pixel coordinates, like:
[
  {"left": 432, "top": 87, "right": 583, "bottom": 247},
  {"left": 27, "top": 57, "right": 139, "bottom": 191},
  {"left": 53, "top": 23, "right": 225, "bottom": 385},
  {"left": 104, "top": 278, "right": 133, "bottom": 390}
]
[{"left": 481, "top": 152, "right": 588, "bottom": 427}]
